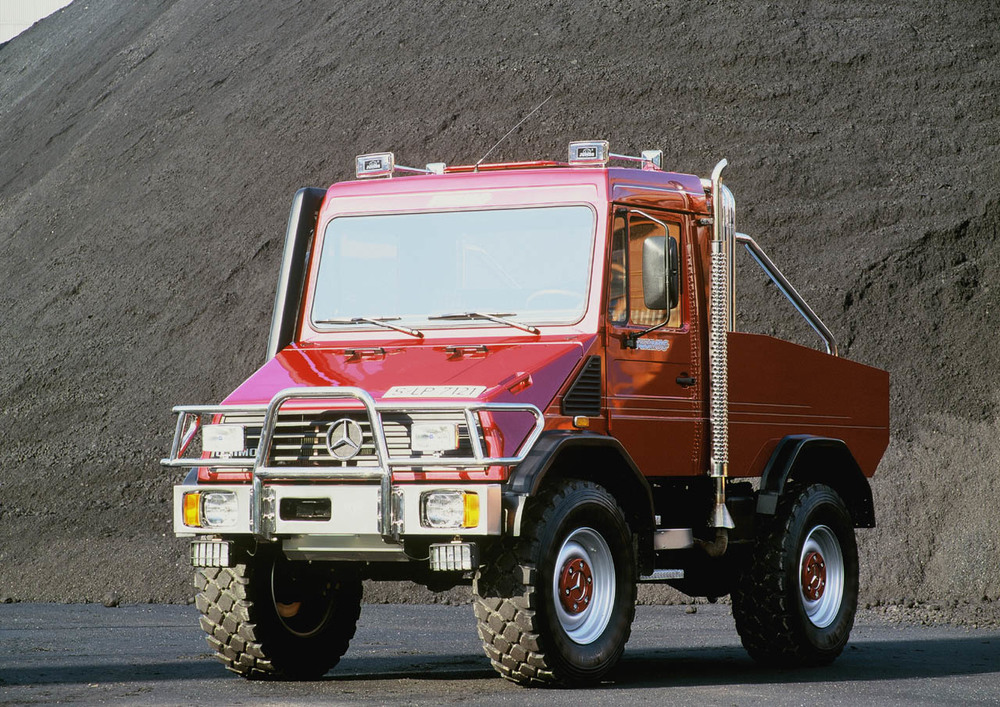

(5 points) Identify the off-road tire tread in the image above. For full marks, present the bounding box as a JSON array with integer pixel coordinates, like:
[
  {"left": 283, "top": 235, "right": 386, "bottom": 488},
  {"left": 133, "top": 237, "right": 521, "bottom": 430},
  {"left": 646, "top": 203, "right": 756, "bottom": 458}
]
[
  {"left": 195, "top": 562, "right": 362, "bottom": 680},
  {"left": 731, "top": 483, "right": 856, "bottom": 667},
  {"left": 472, "top": 480, "right": 636, "bottom": 686}
]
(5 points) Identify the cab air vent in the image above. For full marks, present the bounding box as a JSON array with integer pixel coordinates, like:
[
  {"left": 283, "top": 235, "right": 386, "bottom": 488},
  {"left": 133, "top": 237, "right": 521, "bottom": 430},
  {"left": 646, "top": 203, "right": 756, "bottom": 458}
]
[{"left": 561, "top": 356, "right": 602, "bottom": 417}]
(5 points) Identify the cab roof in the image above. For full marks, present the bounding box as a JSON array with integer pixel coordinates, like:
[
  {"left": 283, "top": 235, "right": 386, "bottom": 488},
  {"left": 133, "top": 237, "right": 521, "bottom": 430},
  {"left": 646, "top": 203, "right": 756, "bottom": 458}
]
[{"left": 325, "top": 161, "right": 710, "bottom": 216}]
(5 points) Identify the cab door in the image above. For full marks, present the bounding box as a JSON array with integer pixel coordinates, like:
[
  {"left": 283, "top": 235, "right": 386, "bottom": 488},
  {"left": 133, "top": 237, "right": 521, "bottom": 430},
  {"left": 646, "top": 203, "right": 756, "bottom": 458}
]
[{"left": 605, "top": 208, "right": 701, "bottom": 477}]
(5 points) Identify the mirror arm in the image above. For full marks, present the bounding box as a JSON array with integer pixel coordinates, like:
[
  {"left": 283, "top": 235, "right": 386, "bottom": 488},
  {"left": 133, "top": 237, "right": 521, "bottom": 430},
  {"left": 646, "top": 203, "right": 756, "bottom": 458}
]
[
  {"left": 630, "top": 208, "right": 668, "bottom": 233},
  {"left": 622, "top": 319, "right": 669, "bottom": 349},
  {"left": 621, "top": 207, "right": 673, "bottom": 349}
]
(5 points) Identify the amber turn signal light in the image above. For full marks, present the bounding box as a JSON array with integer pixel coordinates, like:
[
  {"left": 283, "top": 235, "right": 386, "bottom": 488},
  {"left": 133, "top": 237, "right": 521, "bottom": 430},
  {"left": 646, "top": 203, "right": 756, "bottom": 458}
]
[{"left": 183, "top": 492, "right": 201, "bottom": 527}]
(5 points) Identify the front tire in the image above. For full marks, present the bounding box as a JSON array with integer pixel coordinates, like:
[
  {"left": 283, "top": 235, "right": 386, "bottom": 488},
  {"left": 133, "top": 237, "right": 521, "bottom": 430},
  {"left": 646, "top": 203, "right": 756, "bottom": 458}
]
[
  {"left": 473, "top": 480, "right": 636, "bottom": 686},
  {"left": 732, "top": 483, "right": 859, "bottom": 666},
  {"left": 195, "top": 548, "right": 362, "bottom": 679}
]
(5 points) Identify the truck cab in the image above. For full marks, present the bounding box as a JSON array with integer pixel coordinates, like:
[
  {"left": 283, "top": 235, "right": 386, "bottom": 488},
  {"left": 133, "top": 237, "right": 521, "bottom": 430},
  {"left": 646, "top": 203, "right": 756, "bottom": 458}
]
[{"left": 163, "top": 142, "right": 889, "bottom": 685}]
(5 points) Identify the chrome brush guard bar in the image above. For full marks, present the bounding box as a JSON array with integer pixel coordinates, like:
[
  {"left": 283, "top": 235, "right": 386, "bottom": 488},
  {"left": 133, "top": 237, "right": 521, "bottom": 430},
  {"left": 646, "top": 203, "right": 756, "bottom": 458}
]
[{"left": 161, "top": 386, "right": 545, "bottom": 538}]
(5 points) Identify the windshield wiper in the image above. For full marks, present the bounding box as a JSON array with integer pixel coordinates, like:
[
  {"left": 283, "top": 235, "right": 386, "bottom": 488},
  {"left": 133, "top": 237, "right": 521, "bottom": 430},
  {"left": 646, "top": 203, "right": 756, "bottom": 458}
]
[
  {"left": 428, "top": 312, "right": 540, "bottom": 335},
  {"left": 316, "top": 316, "right": 424, "bottom": 338}
]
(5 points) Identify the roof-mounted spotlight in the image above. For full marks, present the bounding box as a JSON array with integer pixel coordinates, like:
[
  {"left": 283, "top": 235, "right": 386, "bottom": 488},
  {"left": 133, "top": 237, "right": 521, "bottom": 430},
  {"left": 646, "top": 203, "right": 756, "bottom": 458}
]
[
  {"left": 355, "top": 153, "right": 441, "bottom": 179},
  {"left": 356, "top": 152, "right": 395, "bottom": 179},
  {"left": 568, "top": 140, "right": 610, "bottom": 166},
  {"left": 641, "top": 149, "right": 663, "bottom": 171},
  {"left": 569, "top": 142, "right": 664, "bottom": 171}
]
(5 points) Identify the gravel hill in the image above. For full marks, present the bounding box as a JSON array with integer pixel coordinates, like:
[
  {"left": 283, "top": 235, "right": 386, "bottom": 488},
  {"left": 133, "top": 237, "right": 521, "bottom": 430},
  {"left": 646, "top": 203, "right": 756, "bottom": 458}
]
[{"left": 0, "top": 0, "right": 998, "bottom": 623}]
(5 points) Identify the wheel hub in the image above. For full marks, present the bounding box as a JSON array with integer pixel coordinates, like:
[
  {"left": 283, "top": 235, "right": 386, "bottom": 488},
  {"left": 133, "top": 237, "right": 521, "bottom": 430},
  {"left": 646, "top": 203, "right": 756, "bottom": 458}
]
[
  {"left": 801, "top": 550, "right": 827, "bottom": 601},
  {"left": 558, "top": 557, "right": 593, "bottom": 614},
  {"left": 271, "top": 559, "right": 336, "bottom": 637},
  {"left": 275, "top": 601, "right": 302, "bottom": 618}
]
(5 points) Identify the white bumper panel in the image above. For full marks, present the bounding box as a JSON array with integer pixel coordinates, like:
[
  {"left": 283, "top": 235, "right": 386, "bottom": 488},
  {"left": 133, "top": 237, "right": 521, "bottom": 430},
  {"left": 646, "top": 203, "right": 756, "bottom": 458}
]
[
  {"left": 271, "top": 483, "right": 383, "bottom": 536},
  {"left": 173, "top": 483, "right": 502, "bottom": 537}
]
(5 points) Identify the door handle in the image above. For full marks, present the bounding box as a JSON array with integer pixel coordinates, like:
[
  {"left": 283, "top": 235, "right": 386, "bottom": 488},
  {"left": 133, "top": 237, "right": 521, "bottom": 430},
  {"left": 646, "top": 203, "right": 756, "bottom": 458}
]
[{"left": 676, "top": 374, "right": 696, "bottom": 388}]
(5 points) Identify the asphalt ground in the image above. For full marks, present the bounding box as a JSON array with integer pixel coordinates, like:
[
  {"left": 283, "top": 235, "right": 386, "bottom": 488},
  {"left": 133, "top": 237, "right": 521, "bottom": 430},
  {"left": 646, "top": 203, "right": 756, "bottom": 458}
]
[{"left": 1, "top": 603, "right": 997, "bottom": 705}]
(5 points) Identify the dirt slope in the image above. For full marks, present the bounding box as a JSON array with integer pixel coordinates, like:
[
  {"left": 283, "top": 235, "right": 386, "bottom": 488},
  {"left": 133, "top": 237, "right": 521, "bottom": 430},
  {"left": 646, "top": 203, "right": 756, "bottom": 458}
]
[{"left": 0, "top": 0, "right": 998, "bottom": 617}]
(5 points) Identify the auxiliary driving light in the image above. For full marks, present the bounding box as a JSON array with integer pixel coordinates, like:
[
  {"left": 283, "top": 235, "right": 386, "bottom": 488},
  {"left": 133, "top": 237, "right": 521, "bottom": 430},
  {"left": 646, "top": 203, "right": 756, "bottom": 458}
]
[
  {"left": 420, "top": 490, "right": 480, "bottom": 529},
  {"left": 191, "top": 539, "right": 232, "bottom": 568},
  {"left": 568, "top": 140, "right": 610, "bottom": 166},
  {"left": 411, "top": 422, "right": 459, "bottom": 453},
  {"left": 355, "top": 152, "right": 395, "bottom": 178},
  {"left": 201, "top": 424, "right": 245, "bottom": 454},
  {"left": 182, "top": 490, "right": 238, "bottom": 528},
  {"left": 429, "top": 542, "right": 478, "bottom": 572}
]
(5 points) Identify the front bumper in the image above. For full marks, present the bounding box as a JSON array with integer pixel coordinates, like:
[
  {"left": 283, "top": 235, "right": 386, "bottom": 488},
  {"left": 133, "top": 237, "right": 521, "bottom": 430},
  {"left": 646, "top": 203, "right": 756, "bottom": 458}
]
[
  {"left": 162, "top": 386, "right": 543, "bottom": 544},
  {"left": 174, "top": 481, "right": 502, "bottom": 549}
]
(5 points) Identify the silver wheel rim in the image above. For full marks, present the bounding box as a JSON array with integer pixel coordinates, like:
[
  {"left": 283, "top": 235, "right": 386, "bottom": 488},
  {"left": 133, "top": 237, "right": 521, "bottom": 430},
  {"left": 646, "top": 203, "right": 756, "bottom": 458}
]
[
  {"left": 552, "top": 527, "right": 616, "bottom": 645},
  {"left": 799, "top": 524, "right": 844, "bottom": 629}
]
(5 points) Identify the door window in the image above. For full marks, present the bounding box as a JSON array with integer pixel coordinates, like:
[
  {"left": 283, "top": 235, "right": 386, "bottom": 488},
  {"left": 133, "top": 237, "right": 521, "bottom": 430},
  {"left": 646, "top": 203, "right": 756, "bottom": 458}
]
[{"left": 608, "top": 211, "right": 682, "bottom": 329}]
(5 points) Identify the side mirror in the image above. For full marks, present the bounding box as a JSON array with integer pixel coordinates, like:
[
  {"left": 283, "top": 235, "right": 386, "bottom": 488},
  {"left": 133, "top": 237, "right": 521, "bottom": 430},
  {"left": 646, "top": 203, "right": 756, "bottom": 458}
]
[{"left": 642, "top": 236, "right": 679, "bottom": 310}]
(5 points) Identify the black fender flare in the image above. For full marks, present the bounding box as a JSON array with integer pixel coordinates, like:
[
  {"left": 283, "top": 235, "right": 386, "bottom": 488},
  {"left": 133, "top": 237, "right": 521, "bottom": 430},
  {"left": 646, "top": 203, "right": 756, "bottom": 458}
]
[
  {"left": 756, "top": 435, "right": 875, "bottom": 528},
  {"left": 505, "top": 431, "right": 656, "bottom": 573}
]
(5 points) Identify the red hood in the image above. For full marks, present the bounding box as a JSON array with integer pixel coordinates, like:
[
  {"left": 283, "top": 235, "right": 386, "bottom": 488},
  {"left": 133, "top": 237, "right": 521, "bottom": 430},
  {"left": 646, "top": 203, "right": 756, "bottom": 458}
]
[{"left": 224, "top": 337, "right": 591, "bottom": 412}]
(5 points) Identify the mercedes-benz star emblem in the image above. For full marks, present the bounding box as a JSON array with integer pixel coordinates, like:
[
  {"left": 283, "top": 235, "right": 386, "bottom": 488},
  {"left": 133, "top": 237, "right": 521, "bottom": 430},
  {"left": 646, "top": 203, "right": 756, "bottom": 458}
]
[{"left": 325, "top": 418, "right": 364, "bottom": 460}]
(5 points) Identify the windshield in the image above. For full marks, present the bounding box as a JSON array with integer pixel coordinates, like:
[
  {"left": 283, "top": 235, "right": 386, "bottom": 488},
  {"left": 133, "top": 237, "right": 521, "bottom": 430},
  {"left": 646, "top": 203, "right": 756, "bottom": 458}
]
[{"left": 311, "top": 205, "right": 595, "bottom": 330}]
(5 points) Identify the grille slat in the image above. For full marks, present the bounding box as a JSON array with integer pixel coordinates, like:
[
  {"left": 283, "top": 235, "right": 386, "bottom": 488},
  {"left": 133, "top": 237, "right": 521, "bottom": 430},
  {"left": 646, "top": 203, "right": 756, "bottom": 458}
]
[
  {"left": 561, "top": 356, "right": 602, "bottom": 417},
  {"left": 223, "top": 409, "right": 480, "bottom": 468}
]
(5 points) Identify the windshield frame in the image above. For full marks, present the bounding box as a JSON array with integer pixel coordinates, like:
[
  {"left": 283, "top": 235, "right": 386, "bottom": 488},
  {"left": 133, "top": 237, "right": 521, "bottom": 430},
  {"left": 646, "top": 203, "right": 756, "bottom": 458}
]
[{"left": 305, "top": 203, "right": 598, "bottom": 335}]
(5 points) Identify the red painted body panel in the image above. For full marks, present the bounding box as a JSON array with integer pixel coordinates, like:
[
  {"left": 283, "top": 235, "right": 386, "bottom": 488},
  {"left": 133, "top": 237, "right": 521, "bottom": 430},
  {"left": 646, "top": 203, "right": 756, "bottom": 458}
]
[
  {"left": 727, "top": 333, "right": 890, "bottom": 478},
  {"left": 609, "top": 169, "right": 708, "bottom": 215},
  {"left": 225, "top": 337, "right": 587, "bottom": 418},
  {"left": 224, "top": 337, "right": 592, "bottom": 474},
  {"left": 209, "top": 163, "right": 887, "bottom": 485},
  {"left": 604, "top": 212, "right": 704, "bottom": 478}
]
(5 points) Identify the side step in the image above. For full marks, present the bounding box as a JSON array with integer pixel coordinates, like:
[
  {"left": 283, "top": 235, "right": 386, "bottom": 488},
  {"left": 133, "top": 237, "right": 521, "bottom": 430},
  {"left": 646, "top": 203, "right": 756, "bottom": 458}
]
[
  {"left": 640, "top": 529, "right": 692, "bottom": 582},
  {"left": 640, "top": 569, "right": 685, "bottom": 582}
]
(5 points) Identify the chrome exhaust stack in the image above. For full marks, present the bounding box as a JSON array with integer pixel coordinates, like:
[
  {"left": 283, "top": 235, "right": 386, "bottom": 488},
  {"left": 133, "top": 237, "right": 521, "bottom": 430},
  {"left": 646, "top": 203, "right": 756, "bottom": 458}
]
[{"left": 708, "top": 159, "right": 736, "bottom": 531}]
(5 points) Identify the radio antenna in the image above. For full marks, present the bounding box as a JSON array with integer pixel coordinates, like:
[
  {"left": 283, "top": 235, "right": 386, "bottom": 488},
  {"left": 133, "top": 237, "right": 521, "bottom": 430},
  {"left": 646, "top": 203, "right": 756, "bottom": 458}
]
[{"left": 475, "top": 94, "right": 553, "bottom": 170}]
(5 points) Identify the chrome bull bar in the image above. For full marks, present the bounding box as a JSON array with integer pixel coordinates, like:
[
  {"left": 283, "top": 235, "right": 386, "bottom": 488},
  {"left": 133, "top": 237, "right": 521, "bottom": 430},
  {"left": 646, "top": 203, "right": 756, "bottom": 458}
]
[{"left": 161, "top": 386, "right": 545, "bottom": 539}]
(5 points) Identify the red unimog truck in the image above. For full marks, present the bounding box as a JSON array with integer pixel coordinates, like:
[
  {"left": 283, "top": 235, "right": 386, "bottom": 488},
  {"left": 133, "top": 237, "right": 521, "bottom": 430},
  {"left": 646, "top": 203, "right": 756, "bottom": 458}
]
[{"left": 163, "top": 141, "right": 889, "bottom": 685}]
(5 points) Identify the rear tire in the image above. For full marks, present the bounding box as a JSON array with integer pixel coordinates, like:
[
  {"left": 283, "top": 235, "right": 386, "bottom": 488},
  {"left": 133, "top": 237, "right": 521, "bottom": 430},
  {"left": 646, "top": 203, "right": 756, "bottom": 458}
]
[
  {"left": 473, "top": 480, "right": 636, "bottom": 686},
  {"left": 732, "top": 483, "right": 859, "bottom": 666},
  {"left": 195, "top": 548, "right": 362, "bottom": 679}
]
